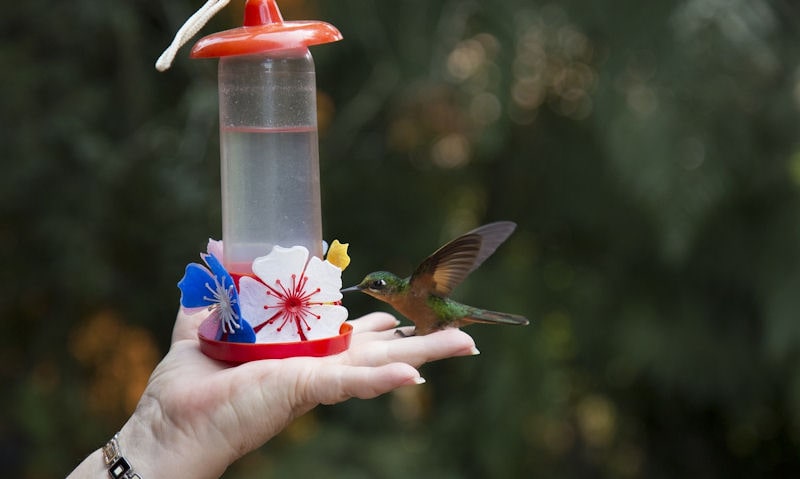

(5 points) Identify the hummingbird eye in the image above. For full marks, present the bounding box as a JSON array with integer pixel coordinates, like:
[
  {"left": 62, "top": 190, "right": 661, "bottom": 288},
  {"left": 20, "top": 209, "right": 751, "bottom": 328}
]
[{"left": 369, "top": 279, "right": 387, "bottom": 291}]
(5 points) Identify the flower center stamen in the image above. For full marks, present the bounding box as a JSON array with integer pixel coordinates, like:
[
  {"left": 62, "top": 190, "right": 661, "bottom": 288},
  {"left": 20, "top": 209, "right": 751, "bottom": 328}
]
[
  {"left": 203, "top": 278, "right": 240, "bottom": 334},
  {"left": 254, "top": 272, "right": 325, "bottom": 340}
]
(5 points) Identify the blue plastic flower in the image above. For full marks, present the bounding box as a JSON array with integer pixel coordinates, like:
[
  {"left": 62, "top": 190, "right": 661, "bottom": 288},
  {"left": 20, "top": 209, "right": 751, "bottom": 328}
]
[{"left": 178, "top": 252, "right": 255, "bottom": 343}]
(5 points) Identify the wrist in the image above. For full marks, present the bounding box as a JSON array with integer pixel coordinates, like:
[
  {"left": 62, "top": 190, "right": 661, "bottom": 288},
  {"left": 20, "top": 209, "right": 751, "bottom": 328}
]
[{"left": 116, "top": 402, "right": 230, "bottom": 479}]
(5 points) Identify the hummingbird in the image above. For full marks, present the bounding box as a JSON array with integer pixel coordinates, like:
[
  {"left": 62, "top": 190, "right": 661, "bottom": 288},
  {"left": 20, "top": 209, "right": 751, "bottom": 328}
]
[{"left": 341, "top": 221, "right": 529, "bottom": 335}]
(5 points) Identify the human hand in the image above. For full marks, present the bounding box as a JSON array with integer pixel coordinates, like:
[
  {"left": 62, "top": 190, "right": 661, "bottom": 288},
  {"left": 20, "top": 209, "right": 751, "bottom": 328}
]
[{"left": 113, "top": 309, "right": 477, "bottom": 478}]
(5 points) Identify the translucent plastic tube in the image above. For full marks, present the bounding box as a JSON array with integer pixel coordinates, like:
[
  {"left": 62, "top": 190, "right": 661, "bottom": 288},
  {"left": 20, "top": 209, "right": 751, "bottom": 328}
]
[{"left": 218, "top": 48, "right": 323, "bottom": 273}]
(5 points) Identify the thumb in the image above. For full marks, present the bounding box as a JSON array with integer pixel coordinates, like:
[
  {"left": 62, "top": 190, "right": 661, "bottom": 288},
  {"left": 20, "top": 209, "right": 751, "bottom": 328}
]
[{"left": 172, "top": 308, "right": 209, "bottom": 344}]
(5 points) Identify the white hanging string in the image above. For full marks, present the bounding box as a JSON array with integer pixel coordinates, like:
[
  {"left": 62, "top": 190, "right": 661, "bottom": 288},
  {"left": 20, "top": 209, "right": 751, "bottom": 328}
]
[{"left": 155, "top": 0, "right": 232, "bottom": 72}]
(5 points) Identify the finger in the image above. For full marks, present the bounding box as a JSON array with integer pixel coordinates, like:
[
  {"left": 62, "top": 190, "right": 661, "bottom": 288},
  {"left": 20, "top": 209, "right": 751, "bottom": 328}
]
[
  {"left": 344, "top": 327, "right": 478, "bottom": 368},
  {"left": 347, "top": 311, "right": 400, "bottom": 334},
  {"left": 302, "top": 362, "right": 423, "bottom": 405},
  {"left": 348, "top": 326, "right": 416, "bottom": 347},
  {"left": 172, "top": 307, "right": 209, "bottom": 343}
]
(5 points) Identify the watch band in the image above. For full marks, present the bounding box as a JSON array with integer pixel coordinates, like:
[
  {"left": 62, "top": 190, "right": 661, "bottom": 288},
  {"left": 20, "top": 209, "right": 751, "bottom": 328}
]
[{"left": 102, "top": 432, "right": 142, "bottom": 479}]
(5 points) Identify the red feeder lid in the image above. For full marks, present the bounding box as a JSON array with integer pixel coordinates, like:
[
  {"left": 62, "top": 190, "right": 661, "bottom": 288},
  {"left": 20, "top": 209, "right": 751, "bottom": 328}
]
[{"left": 191, "top": 0, "right": 342, "bottom": 58}]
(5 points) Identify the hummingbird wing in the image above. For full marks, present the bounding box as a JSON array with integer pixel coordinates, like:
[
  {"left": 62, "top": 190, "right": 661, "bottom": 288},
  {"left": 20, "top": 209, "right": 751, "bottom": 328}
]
[{"left": 409, "top": 221, "right": 517, "bottom": 297}]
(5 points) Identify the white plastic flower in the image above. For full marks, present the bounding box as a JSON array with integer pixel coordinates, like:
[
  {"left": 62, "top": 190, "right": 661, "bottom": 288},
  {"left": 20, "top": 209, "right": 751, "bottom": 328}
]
[{"left": 238, "top": 245, "right": 348, "bottom": 343}]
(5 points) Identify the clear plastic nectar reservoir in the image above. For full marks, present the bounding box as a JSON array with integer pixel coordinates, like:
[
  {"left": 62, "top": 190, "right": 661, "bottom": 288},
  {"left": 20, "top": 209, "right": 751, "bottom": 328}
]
[
  {"left": 190, "top": 0, "right": 342, "bottom": 274},
  {"left": 219, "top": 49, "right": 322, "bottom": 272}
]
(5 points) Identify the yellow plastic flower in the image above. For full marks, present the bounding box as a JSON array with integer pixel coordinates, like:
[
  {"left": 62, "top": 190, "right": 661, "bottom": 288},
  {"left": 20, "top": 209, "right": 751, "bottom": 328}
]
[{"left": 326, "top": 240, "right": 350, "bottom": 271}]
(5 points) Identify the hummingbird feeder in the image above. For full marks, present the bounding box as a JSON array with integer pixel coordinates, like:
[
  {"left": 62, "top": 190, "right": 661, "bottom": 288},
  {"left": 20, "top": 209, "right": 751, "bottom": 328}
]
[{"left": 170, "top": 0, "right": 352, "bottom": 363}]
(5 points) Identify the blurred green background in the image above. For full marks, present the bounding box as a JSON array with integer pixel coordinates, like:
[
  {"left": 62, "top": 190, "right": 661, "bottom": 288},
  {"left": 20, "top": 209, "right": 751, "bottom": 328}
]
[{"left": 3, "top": 0, "right": 800, "bottom": 477}]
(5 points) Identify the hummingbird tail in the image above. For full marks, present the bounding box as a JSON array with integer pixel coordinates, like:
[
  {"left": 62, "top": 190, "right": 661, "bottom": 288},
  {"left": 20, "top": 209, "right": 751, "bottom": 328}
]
[{"left": 465, "top": 309, "right": 529, "bottom": 326}]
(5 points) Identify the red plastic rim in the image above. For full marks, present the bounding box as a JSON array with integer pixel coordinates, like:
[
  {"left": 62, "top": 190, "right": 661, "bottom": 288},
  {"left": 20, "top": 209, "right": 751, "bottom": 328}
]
[
  {"left": 190, "top": 22, "right": 342, "bottom": 58},
  {"left": 190, "top": 0, "right": 342, "bottom": 58},
  {"left": 199, "top": 319, "right": 352, "bottom": 363}
]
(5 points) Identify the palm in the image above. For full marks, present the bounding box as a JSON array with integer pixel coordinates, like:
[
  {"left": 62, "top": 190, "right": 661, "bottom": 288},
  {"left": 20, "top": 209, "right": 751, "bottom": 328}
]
[{"left": 133, "top": 309, "right": 476, "bottom": 472}]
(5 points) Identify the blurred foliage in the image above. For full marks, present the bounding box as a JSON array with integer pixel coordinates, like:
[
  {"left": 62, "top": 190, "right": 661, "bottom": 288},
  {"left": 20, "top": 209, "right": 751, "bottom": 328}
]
[{"left": 3, "top": 0, "right": 800, "bottom": 477}]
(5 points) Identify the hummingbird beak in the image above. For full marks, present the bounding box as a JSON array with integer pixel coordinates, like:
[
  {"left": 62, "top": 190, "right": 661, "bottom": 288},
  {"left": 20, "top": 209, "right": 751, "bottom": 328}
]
[{"left": 340, "top": 285, "right": 361, "bottom": 293}]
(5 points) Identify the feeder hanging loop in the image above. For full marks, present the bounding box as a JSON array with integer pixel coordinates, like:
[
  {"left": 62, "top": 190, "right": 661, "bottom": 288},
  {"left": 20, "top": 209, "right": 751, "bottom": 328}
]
[{"left": 155, "top": 0, "right": 232, "bottom": 72}]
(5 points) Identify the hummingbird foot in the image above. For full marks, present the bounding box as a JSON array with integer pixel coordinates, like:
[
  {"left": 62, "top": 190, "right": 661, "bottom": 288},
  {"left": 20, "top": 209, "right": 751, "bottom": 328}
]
[{"left": 394, "top": 328, "right": 416, "bottom": 338}]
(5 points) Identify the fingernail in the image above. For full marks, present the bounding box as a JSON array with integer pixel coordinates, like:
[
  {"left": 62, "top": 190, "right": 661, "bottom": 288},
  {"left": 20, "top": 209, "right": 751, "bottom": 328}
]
[
  {"left": 470, "top": 346, "right": 481, "bottom": 356},
  {"left": 412, "top": 376, "right": 426, "bottom": 385}
]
